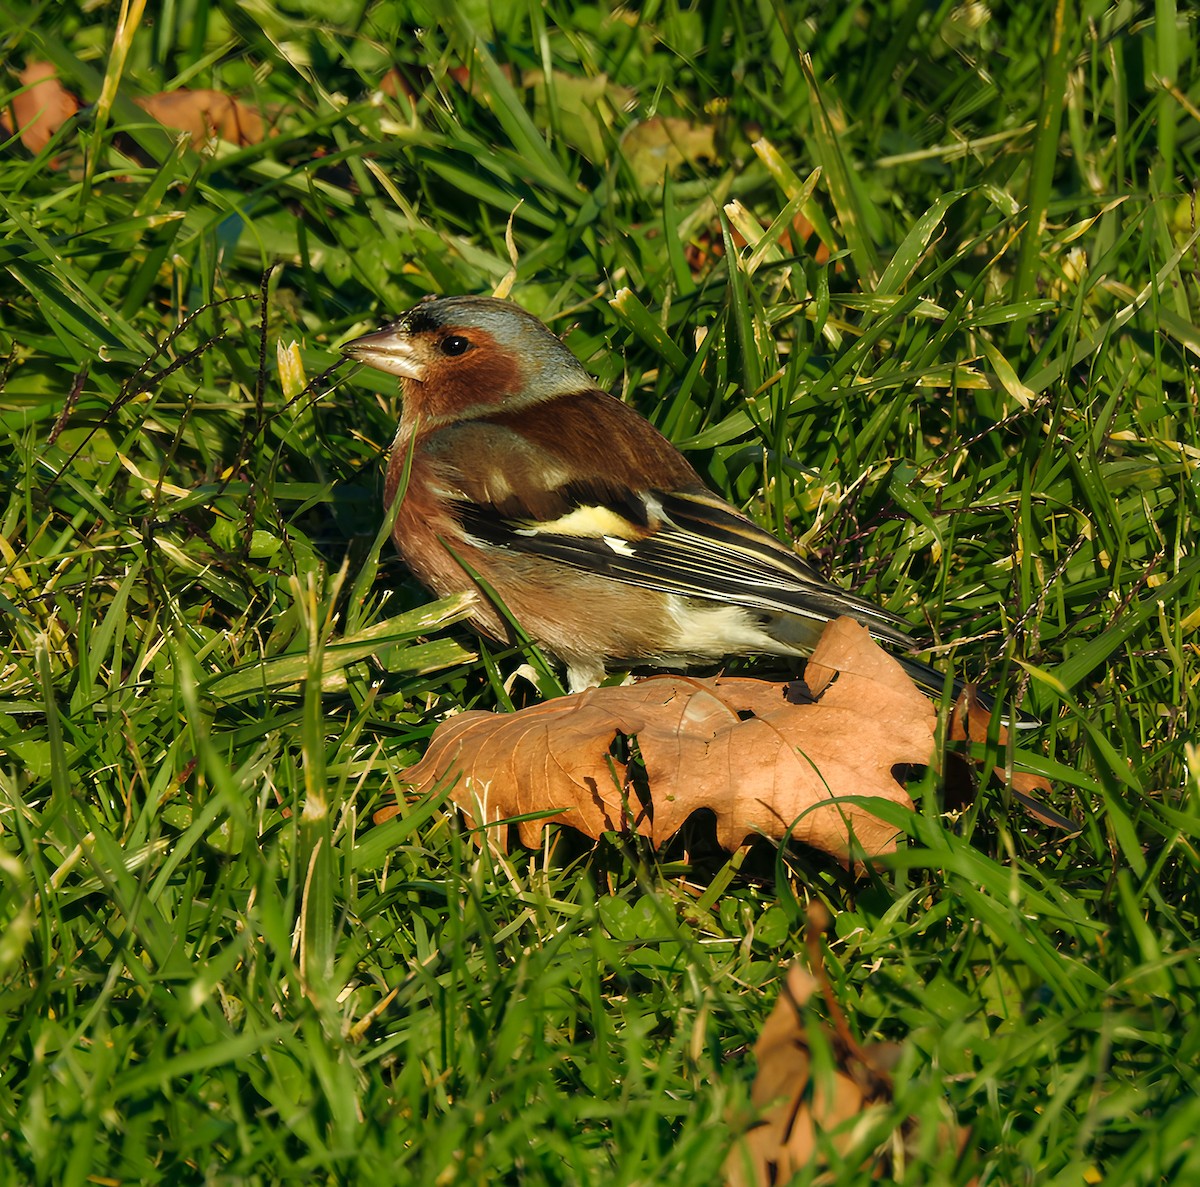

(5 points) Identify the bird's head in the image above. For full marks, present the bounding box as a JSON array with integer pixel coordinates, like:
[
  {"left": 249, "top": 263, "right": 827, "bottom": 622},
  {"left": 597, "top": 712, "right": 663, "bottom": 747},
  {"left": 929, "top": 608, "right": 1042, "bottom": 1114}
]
[{"left": 341, "top": 296, "right": 593, "bottom": 424}]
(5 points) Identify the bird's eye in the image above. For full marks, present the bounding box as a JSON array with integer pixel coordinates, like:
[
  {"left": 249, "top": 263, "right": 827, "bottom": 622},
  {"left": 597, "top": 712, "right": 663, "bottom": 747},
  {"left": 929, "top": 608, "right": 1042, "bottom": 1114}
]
[{"left": 440, "top": 334, "right": 471, "bottom": 356}]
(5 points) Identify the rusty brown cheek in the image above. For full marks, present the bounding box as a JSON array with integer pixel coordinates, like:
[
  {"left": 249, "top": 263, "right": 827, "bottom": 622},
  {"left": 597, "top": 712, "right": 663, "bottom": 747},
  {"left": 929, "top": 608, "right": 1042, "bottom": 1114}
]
[{"left": 400, "top": 333, "right": 521, "bottom": 421}]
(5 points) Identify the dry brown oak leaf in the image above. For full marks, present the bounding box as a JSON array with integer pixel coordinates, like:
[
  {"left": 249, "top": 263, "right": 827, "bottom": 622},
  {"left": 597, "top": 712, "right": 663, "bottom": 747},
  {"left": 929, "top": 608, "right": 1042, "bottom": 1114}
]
[
  {"left": 725, "top": 963, "right": 972, "bottom": 1185},
  {"left": 726, "top": 964, "right": 897, "bottom": 1185},
  {"left": 378, "top": 617, "right": 935, "bottom": 858}
]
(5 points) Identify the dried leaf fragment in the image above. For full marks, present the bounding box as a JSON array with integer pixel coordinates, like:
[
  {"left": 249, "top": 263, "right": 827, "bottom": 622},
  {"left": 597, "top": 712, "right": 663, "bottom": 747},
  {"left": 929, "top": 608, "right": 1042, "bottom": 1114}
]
[
  {"left": 948, "top": 686, "right": 1074, "bottom": 830},
  {"left": 621, "top": 115, "right": 717, "bottom": 187},
  {"left": 1, "top": 61, "right": 268, "bottom": 161},
  {"left": 136, "top": 89, "right": 265, "bottom": 147},
  {"left": 2, "top": 62, "right": 79, "bottom": 154}
]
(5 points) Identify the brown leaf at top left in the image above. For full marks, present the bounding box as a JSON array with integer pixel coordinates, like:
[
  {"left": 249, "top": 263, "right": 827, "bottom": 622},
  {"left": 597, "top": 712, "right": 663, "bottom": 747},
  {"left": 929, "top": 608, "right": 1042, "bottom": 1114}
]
[
  {"left": 3, "top": 61, "right": 268, "bottom": 163},
  {"left": 1, "top": 62, "right": 79, "bottom": 154}
]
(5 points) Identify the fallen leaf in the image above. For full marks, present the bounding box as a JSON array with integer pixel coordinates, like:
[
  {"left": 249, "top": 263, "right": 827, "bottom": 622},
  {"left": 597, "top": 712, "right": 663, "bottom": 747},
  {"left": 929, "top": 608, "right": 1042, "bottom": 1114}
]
[
  {"left": 136, "top": 89, "right": 265, "bottom": 147},
  {"left": 727, "top": 963, "right": 894, "bottom": 1185},
  {"left": 1, "top": 63, "right": 268, "bottom": 159},
  {"left": 726, "top": 907, "right": 974, "bottom": 1186},
  {"left": 948, "top": 686, "right": 1074, "bottom": 830},
  {"left": 524, "top": 69, "right": 634, "bottom": 162},
  {"left": 378, "top": 618, "right": 934, "bottom": 857},
  {"left": 1, "top": 62, "right": 79, "bottom": 154},
  {"left": 621, "top": 116, "right": 717, "bottom": 188}
]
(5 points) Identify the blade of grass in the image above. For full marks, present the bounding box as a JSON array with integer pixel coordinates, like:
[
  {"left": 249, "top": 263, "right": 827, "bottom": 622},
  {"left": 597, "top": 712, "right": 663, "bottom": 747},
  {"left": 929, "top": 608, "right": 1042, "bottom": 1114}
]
[{"left": 1010, "top": 0, "right": 1073, "bottom": 313}]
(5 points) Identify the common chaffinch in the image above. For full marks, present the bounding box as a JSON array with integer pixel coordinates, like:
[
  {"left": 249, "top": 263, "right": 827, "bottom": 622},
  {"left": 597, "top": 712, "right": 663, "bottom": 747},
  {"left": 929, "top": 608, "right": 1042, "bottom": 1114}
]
[{"left": 342, "top": 295, "right": 951, "bottom": 698}]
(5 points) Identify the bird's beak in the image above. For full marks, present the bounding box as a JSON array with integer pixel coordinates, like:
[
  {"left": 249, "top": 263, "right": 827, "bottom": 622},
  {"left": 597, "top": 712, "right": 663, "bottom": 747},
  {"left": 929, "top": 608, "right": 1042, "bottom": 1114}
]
[{"left": 341, "top": 325, "right": 426, "bottom": 381}]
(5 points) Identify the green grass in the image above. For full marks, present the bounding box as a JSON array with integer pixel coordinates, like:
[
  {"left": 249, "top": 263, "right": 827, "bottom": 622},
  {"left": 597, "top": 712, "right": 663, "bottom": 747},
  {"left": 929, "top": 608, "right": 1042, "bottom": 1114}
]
[{"left": 1, "top": 1, "right": 1198, "bottom": 1183}]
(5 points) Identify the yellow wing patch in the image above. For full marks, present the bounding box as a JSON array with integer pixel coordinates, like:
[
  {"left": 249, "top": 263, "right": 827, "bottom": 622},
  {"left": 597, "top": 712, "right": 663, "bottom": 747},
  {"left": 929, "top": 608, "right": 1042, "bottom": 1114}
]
[{"left": 514, "top": 504, "right": 644, "bottom": 540}]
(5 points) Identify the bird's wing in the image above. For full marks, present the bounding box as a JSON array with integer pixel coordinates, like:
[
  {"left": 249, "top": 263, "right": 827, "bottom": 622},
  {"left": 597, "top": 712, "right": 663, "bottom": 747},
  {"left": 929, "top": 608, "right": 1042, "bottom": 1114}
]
[
  {"left": 457, "top": 482, "right": 919, "bottom": 651},
  {"left": 423, "top": 395, "right": 921, "bottom": 651}
]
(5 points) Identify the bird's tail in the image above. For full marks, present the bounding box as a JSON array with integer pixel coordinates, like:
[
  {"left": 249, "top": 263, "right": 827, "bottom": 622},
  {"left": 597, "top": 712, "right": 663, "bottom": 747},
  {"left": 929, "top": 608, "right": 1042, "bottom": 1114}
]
[{"left": 894, "top": 652, "right": 1038, "bottom": 730}]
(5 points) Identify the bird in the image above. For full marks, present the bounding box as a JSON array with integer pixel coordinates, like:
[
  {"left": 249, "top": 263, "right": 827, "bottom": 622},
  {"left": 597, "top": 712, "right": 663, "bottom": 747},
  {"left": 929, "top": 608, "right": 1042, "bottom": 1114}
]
[{"left": 341, "top": 295, "right": 968, "bottom": 702}]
